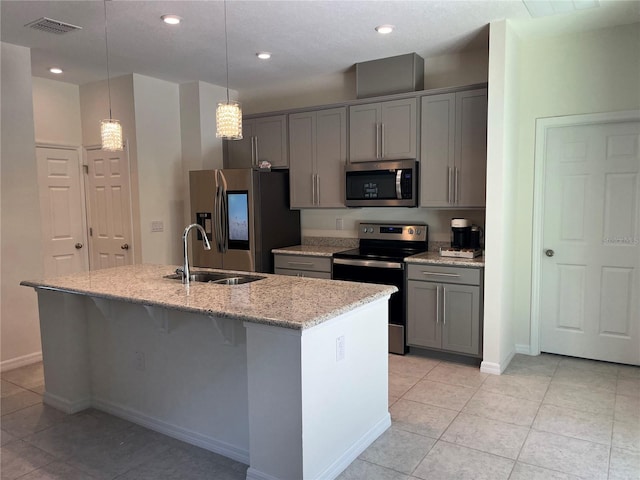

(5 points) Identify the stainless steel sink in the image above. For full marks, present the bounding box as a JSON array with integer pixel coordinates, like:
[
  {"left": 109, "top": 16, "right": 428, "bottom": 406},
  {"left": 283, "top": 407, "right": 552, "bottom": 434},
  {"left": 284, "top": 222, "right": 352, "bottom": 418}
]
[{"left": 164, "top": 271, "right": 264, "bottom": 285}]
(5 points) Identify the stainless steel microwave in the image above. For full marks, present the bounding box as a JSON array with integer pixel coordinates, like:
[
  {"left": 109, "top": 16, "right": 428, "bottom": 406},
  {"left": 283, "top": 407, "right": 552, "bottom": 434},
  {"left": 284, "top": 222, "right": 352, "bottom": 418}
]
[{"left": 345, "top": 159, "right": 418, "bottom": 207}]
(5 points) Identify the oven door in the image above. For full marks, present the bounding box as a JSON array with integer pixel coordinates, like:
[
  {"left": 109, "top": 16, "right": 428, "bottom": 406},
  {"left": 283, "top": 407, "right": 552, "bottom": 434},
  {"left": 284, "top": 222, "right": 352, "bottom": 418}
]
[{"left": 332, "top": 258, "right": 406, "bottom": 354}]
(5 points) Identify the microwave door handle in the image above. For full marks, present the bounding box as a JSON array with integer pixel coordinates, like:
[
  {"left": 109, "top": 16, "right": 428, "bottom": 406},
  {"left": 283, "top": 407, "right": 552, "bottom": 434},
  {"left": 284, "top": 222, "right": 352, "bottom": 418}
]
[{"left": 396, "top": 169, "right": 403, "bottom": 199}]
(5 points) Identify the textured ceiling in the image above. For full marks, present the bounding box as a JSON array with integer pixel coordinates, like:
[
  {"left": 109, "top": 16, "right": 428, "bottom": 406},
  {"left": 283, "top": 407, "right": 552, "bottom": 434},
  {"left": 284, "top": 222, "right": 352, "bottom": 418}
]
[{"left": 1, "top": 0, "right": 638, "bottom": 93}]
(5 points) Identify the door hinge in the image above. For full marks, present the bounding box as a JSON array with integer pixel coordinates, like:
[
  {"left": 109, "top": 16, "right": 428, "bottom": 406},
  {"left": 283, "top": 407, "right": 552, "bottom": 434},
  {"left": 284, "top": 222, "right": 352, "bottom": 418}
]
[
  {"left": 89, "top": 227, "right": 93, "bottom": 237},
  {"left": 83, "top": 164, "right": 89, "bottom": 174}
]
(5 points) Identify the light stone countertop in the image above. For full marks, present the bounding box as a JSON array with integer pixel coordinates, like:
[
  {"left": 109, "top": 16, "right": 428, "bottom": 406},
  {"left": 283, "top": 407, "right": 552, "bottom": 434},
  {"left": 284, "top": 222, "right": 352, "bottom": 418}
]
[
  {"left": 21, "top": 264, "right": 396, "bottom": 330},
  {"left": 405, "top": 251, "right": 485, "bottom": 267},
  {"left": 272, "top": 245, "right": 350, "bottom": 257}
]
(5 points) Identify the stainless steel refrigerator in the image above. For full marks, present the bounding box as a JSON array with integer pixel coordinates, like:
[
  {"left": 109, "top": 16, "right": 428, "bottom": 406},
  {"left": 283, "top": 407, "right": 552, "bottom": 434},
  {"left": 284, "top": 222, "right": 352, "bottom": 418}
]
[{"left": 189, "top": 169, "right": 301, "bottom": 273}]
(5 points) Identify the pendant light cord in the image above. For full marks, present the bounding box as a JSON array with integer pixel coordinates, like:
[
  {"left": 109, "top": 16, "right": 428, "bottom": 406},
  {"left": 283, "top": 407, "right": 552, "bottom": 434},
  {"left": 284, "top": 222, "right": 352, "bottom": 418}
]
[
  {"left": 103, "top": 0, "right": 113, "bottom": 120},
  {"left": 223, "top": 0, "right": 230, "bottom": 103}
]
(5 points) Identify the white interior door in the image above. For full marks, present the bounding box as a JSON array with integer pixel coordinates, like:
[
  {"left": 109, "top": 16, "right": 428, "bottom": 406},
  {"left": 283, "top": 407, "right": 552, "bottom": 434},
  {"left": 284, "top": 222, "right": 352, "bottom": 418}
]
[
  {"left": 36, "top": 147, "right": 88, "bottom": 277},
  {"left": 539, "top": 119, "right": 639, "bottom": 365},
  {"left": 85, "top": 147, "right": 133, "bottom": 269}
]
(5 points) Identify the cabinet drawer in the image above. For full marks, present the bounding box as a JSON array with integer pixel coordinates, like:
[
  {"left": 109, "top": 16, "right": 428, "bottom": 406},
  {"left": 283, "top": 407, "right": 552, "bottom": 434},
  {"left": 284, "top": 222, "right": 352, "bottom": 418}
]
[
  {"left": 274, "top": 254, "right": 332, "bottom": 273},
  {"left": 275, "top": 268, "right": 331, "bottom": 279},
  {"left": 407, "top": 263, "right": 480, "bottom": 285}
]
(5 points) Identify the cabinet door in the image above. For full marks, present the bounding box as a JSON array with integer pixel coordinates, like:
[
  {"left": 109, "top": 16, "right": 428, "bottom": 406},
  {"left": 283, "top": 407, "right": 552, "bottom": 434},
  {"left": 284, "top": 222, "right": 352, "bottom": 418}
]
[
  {"left": 420, "top": 93, "right": 455, "bottom": 207},
  {"left": 289, "top": 112, "right": 316, "bottom": 208},
  {"left": 455, "top": 89, "right": 487, "bottom": 207},
  {"left": 316, "top": 107, "right": 347, "bottom": 207},
  {"left": 349, "top": 103, "right": 380, "bottom": 162},
  {"left": 407, "top": 280, "right": 441, "bottom": 349},
  {"left": 381, "top": 98, "right": 417, "bottom": 160},
  {"left": 255, "top": 115, "right": 288, "bottom": 168},
  {"left": 441, "top": 284, "right": 480, "bottom": 355},
  {"left": 224, "top": 121, "right": 255, "bottom": 169}
]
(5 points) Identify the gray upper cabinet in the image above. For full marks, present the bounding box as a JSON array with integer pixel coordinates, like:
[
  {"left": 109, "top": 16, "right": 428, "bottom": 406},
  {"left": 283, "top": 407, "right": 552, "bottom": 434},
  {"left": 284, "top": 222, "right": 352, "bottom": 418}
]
[
  {"left": 420, "top": 88, "right": 487, "bottom": 207},
  {"left": 224, "top": 115, "right": 288, "bottom": 169},
  {"left": 289, "top": 107, "right": 346, "bottom": 208},
  {"left": 349, "top": 98, "right": 417, "bottom": 162}
]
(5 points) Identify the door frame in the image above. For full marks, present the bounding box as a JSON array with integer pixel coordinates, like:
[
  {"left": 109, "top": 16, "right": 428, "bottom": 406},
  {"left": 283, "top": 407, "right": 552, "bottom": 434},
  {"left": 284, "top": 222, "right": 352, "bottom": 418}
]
[
  {"left": 35, "top": 143, "right": 90, "bottom": 273},
  {"left": 530, "top": 109, "right": 640, "bottom": 355}
]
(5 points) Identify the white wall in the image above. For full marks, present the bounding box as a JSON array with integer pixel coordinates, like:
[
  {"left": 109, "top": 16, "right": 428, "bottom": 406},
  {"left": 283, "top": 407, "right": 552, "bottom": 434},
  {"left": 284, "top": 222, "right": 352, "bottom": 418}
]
[
  {"left": 423, "top": 50, "right": 489, "bottom": 90},
  {"left": 32, "top": 77, "right": 82, "bottom": 146},
  {"left": 132, "top": 74, "right": 183, "bottom": 264},
  {"left": 511, "top": 22, "right": 640, "bottom": 352},
  {"left": 482, "top": 21, "right": 521, "bottom": 374},
  {"left": 0, "top": 43, "right": 44, "bottom": 368}
]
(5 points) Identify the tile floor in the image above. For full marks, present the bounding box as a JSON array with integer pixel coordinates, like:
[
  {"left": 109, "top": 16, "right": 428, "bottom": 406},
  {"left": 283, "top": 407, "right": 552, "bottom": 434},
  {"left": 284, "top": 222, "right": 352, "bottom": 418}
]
[{"left": 1, "top": 354, "right": 639, "bottom": 479}]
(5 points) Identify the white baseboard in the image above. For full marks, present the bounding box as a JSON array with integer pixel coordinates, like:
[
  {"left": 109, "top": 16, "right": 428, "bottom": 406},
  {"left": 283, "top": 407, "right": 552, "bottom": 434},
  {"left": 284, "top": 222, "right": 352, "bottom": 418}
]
[
  {"left": 43, "top": 391, "right": 91, "bottom": 414},
  {"left": 515, "top": 344, "right": 532, "bottom": 355},
  {"left": 246, "top": 413, "right": 391, "bottom": 480},
  {"left": 1, "top": 351, "right": 42, "bottom": 372},
  {"left": 92, "top": 397, "right": 250, "bottom": 465},
  {"left": 480, "top": 348, "right": 516, "bottom": 375}
]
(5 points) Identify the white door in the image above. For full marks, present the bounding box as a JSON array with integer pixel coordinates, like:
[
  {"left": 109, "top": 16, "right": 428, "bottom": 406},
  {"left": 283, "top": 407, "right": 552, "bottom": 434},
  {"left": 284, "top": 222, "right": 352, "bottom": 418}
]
[
  {"left": 540, "top": 120, "right": 640, "bottom": 365},
  {"left": 36, "top": 147, "right": 88, "bottom": 277},
  {"left": 85, "top": 147, "right": 133, "bottom": 269}
]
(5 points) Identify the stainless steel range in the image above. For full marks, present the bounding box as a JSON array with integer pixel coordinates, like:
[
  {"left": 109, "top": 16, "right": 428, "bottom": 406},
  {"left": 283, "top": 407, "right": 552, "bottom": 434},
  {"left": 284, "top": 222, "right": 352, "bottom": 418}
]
[{"left": 332, "top": 222, "right": 428, "bottom": 354}]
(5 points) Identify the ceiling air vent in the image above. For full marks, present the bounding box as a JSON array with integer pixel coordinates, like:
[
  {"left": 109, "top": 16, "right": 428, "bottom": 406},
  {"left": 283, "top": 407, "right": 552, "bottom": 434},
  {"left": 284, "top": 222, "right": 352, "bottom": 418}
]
[{"left": 25, "top": 17, "right": 82, "bottom": 35}]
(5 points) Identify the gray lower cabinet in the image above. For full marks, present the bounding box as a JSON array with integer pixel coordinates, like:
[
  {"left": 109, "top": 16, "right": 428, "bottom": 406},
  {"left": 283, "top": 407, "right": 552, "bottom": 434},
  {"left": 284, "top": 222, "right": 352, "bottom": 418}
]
[
  {"left": 420, "top": 88, "right": 487, "bottom": 207},
  {"left": 289, "top": 107, "right": 346, "bottom": 208},
  {"left": 274, "top": 254, "right": 332, "bottom": 279},
  {"left": 406, "top": 263, "right": 483, "bottom": 357},
  {"left": 224, "top": 115, "right": 288, "bottom": 169}
]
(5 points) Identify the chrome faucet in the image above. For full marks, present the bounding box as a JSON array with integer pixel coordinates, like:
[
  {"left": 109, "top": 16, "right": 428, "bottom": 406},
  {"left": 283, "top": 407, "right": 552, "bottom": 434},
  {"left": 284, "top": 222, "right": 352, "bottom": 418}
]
[{"left": 182, "top": 223, "right": 211, "bottom": 285}]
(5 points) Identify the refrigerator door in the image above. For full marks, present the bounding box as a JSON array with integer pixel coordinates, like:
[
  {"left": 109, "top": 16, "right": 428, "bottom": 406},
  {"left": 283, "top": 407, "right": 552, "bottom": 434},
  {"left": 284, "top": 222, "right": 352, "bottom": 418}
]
[{"left": 189, "top": 170, "right": 222, "bottom": 269}]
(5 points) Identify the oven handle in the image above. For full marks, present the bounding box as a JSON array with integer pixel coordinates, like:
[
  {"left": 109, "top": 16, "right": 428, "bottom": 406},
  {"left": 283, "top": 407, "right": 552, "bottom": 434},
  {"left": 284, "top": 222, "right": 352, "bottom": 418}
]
[{"left": 333, "top": 258, "right": 404, "bottom": 270}]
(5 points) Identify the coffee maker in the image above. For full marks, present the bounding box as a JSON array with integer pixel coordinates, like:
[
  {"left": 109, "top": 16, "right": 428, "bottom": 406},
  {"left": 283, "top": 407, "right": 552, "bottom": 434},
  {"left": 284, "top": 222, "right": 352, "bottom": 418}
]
[{"left": 451, "top": 218, "right": 471, "bottom": 249}]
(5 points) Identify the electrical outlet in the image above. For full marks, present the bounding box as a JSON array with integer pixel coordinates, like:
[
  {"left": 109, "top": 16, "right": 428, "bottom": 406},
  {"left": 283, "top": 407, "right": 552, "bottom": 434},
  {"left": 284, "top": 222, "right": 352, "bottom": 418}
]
[
  {"left": 151, "top": 221, "right": 164, "bottom": 232},
  {"left": 336, "top": 335, "right": 345, "bottom": 362},
  {"left": 134, "top": 351, "right": 146, "bottom": 371},
  {"left": 336, "top": 218, "right": 344, "bottom": 230}
]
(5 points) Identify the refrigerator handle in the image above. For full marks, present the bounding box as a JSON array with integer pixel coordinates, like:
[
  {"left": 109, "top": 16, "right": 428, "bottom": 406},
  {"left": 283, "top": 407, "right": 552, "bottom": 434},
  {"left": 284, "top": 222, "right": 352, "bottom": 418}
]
[
  {"left": 214, "top": 171, "right": 223, "bottom": 252},
  {"left": 219, "top": 171, "right": 229, "bottom": 253}
]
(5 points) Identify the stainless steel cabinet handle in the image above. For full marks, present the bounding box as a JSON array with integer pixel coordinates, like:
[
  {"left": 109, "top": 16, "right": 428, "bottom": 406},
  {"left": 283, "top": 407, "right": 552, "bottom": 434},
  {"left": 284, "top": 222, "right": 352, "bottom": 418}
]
[
  {"left": 375, "top": 123, "right": 380, "bottom": 159},
  {"left": 448, "top": 167, "right": 453, "bottom": 204},
  {"left": 421, "top": 272, "right": 461, "bottom": 277},
  {"left": 254, "top": 137, "right": 259, "bottom": 167},
  {"left": 443, "top": 286, "right": 447, "bottom": 325},
  {"left": 75, "top": 243, "right": 83, "bottom": 249},
  {"left": 121, "top": 243, "right": 129, "bottom": 250},
  {"left": 454, "top": 167, "right": 459, "bottom": 204},
  {"left": 311, "top": 174, "right": 316, "bottom": 205},
  {"left": 436, "top": 285, "right": 441, "bottom": 324},
  {"left": 316, "top": 175, "right": 320, "bottom": 205},
  {"left": 287, "top": 261, "right": 315, "bottom": 267},
  {"left": 545, "top": 249, "right": 555, "bottom": 257},
  {"left": 381, "top": 123, "right": 385, "bottom": 158}
]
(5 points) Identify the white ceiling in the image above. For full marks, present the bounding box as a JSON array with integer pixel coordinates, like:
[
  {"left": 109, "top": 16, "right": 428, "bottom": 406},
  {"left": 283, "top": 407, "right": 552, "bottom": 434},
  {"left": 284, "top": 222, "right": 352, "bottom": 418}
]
[{"left": 1, "top": 0, "right": 638, "bottom": 93}]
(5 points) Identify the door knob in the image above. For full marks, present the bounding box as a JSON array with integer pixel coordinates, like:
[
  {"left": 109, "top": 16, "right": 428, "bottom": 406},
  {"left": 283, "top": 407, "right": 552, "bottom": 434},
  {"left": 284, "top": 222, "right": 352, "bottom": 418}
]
[
  {"left": 545, "top": 249, "right": 554, "bottom": 257},
  {"left": 121, "top": 243, "right": 129, "bottom": 250},
  {"left": 75, "top": 243, "right": 83, "bottom": 249}
]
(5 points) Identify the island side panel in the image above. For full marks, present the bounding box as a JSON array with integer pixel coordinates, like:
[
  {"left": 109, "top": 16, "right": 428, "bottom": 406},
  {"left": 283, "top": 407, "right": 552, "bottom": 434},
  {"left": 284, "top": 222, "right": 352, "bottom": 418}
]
[
  {"left": 301, "top": 298, "right": 391, "bottom": 479},
  {"left": 37, "top": 290, "right": 92, "bottom": 413},
  {"left": 84, "top": 300, "right": 251, "bottom": 463},
  {"left": 244, "top": 297, "right": 391, "bottom": 480}
]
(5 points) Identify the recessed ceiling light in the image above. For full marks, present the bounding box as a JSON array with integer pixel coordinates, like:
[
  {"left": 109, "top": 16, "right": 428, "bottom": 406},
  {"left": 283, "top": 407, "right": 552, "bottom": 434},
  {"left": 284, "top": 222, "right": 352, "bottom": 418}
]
[
  {"left": 49, "top": 67, "right": 63, "bottom": 74},
  {"left": 375, "top": 24, "right": 394, "bottom": 34},
  {"left": 257, "top": 52, "right": 271, "bottom": 60},
  {"left": 161, "top": 14, "right": 181, "bottom": 25}
]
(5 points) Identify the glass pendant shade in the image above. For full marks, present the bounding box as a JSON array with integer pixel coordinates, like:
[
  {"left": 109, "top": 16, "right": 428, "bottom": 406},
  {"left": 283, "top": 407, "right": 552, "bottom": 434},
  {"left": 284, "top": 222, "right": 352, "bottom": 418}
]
[
  {"left": 101, "top": 119, "right": 123, "bottom": 151},
  {"left": 216, "top": 101, "right": 243, "bottom": 140}
]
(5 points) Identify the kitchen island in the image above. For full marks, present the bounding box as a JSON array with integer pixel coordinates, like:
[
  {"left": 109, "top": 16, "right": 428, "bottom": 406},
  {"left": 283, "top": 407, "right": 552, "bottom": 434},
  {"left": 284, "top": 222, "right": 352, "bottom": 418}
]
[{"left": 21, "top": 264, "right": 396, "bottom": 480}]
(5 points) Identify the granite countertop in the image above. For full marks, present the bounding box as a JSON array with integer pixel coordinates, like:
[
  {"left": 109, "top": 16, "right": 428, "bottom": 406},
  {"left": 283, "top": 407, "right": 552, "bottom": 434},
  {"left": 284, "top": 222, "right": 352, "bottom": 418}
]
[
  {"left": 21, "top": 264, "right": 396, "bottom": 330},
  {"left": 405, "top": 251, "right": 485, "bottom": 267},
  {"left": 271, "top": 245, "right": 350, "bottom": 257}
]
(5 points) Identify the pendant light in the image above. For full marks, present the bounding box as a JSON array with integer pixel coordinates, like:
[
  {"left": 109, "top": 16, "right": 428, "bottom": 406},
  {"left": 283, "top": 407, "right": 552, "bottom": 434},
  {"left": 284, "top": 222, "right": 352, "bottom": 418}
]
[
  {"left": 100, "top": 0, "right": 123, "bottom": 151},
  {"left": 215, "top": 0, "right": 242, "bottom": 140}
]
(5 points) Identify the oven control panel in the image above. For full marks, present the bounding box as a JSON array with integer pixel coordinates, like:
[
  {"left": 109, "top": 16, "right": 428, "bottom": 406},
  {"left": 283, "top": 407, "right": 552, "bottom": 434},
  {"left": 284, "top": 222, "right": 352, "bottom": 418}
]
[{"left": 358, "top": 222, "right": 427, "bottom": 242}]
